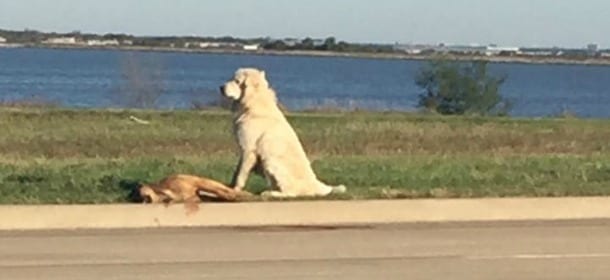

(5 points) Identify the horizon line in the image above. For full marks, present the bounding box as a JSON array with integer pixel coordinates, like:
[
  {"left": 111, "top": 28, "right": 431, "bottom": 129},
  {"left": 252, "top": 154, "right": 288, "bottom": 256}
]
[{"left": 0, "top": 26, "right": 602, "bottom": 50}]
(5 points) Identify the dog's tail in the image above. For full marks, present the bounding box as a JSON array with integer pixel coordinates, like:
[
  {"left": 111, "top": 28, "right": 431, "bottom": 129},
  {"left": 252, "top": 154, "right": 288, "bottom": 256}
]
[
  {"left": 330, "top": 184, "right": 347, "bottom": 194},
  {"left": 316, "top": 182, "right": 347, "bottom": 196}
]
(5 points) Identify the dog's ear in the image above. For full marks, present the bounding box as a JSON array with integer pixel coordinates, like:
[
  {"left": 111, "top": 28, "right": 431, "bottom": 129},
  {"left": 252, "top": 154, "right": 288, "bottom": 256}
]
[
  {"left": 243, "top": 75, "right": 253, "bottom": 87},
  {"left": 256, "top": 71, "right": 269, "bottom": 89},
  {"left": 244, "top": 75, "right": 262, "bottom": 89},
  {"left": 242, "top": 70, "right": 268, "bottom": 90}
]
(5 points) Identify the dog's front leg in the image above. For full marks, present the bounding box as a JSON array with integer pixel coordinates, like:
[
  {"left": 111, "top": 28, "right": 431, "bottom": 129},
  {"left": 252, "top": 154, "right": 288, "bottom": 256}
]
[{"left": 231, "top": 151, "right": 257, "bottom": 191}]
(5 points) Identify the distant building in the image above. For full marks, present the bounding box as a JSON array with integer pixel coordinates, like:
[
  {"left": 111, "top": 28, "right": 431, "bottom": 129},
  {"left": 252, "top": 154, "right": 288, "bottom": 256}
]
[
  {"left": 86, "top": 39, "right": 119, "bottom": 46},
  {"left": 199, "top": 42, "right": 221, "bottom": 48},
  {"left": 485, "top": 45, "right": 521, "bottom": 56},
  {"left": 197, "top": 42, "right": 240, "bottom": 49},
  {"left": 42, "top": 37, "right": 77, "bottom": 45},
  {"left": 0, "top": 36, "right": 6, "bottom": 43},
  {"left": 439, "top": 44, "right": 487, "bottom": 54},
  {"left": 393, "top": 43, "right": 520, "bottom": 56},
  {"left": 520, "top": 47, "right": 566, "bottom": 57},
  {"left": 436, "top": 44, "right": 520, "bottom": 56},
  {"left": 122, "top": 40, "right": 133, "bottom": 45},
  {"left": 393, "top": 44, "right": 428, "bottom": 54},
  {"left": 243, "top": 44, "right": 259, "bottom": 51},
  {"left": 587, "top": 43, "right": 599, "bottom": 54},
  {"left": 521, "top": 50, "right": 554, "bottom": 56}
]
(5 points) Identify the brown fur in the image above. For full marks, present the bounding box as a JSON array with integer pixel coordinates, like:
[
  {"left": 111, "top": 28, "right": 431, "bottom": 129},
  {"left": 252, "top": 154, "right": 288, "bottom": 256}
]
[{"left": 138, "top": 174, "right": 251, "bottom": 214}]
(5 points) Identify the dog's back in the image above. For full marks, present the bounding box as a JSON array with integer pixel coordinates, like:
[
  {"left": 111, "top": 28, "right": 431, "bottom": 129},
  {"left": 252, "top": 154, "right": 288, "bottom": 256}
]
[
  {"left": 138, "top": 174, "right": 246, "bottom": 203},
  {"left": 167, "top": 174, "right": 240, "bottom": 201}
]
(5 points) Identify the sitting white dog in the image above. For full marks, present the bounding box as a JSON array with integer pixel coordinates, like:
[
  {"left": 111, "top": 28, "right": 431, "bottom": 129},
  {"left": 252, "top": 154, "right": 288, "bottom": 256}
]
[{"left": 220, "top": 68, "right": 346, "bottom": 198}]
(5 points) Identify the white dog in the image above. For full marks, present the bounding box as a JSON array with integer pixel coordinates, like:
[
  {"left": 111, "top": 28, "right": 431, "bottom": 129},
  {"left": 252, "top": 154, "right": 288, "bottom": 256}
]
[{"left": 220, "top": 68, "right": 346, "bottom": 198}]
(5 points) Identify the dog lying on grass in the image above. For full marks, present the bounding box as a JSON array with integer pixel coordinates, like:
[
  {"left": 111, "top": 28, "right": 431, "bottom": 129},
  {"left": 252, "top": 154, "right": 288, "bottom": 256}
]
[{"left": 137, "top": 174, "right": 252, "bottom": 214}]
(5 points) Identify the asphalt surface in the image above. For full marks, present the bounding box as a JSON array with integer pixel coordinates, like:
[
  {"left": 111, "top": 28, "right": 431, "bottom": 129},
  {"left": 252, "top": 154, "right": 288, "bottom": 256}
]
[{"left": 2, "top": 220, "right": 610, "bottom": 280}]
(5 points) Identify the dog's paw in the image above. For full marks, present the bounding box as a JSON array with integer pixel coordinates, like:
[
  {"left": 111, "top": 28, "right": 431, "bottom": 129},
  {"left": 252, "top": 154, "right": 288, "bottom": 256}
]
[
  {"left": 260, "top": 191, "right": 276, "bottom": 199},
  {"left": 261, "top": 190, "right": 292, "bottom": 199},
  {"left": 331, "top": 185, "right": 347, "bottom": 194}
]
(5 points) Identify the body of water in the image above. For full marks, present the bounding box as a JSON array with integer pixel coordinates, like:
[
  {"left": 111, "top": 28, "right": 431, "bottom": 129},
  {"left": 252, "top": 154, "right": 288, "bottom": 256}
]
[{"left": 1, "top": 47, "right": 609, "bottom": 118}]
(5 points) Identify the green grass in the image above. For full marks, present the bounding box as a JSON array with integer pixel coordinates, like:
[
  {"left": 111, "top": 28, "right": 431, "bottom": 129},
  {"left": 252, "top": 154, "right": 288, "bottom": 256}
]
[{"left": 1, "top": 108, "right": 610, "bottom": 204}]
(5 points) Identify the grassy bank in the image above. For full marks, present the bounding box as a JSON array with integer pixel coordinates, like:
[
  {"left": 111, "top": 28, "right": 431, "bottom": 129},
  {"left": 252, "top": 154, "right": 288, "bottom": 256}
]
[{"left": 1, "top": 108, "right": 609, "bottom": 204}]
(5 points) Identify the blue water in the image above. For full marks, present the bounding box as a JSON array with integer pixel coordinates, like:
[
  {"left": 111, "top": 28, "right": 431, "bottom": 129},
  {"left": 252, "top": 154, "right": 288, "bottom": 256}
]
[{"left": 1, "top": 47, "right": 609, "bottom": 118}]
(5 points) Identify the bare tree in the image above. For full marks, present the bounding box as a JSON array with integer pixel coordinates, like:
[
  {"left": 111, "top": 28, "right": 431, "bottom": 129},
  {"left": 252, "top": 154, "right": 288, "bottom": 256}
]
[{"left": 115, "top": 53, "right": 166, "bottom": 108}]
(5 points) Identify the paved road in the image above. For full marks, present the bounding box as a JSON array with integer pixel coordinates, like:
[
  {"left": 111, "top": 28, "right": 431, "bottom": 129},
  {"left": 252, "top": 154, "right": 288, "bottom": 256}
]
[{"left": 2, "top": 220, "right": 610, "bottom": 280}]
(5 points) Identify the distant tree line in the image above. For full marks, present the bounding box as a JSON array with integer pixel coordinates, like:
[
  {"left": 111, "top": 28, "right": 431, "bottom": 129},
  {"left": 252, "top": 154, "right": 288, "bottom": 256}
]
[
  {"left": 0, "top": 29, "right": 47, "bottom": 43},
  {"left": 2, "top": 28, "right": 604, "bottom": 59},
  {"left": 0, "top": 29, "right": 396, "bottom": 53},
  {"left": 263, "top": 37, "right": 395, "bottom": 53}
]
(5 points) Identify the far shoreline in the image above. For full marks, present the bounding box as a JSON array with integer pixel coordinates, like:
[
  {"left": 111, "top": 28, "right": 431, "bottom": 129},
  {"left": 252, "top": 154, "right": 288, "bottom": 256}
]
[{"left": 4, "top": 43, "right": 610, "bottom": 67}]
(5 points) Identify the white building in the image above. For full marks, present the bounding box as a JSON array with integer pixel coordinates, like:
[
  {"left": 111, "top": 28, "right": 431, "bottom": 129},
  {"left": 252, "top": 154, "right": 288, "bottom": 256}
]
[
  {"left": 86, "top": 39, "right": 119, "bottom": 46},
  {"left": 199, "top": 42, "right": 240, "bottom": 49},
  {"left": 405, "top": 49, "right": 422, "bottom": 55},
  {"left": 199, "top": 42, "right": 221, "bottom": 48},
  {"left": 42, "top": 37, "right": 77, "bottom": 44},
  {"left": 0, "top": 36, "right": 6, "bottom": 43},
  {"left": 243, "top": 44, "right": 259, "bottom": 51},
  {"left": 436, "top": 44, "right": 520, "bottom": 56},
  {"left": 485, "top": 45, "right": 521, "bottom": 56},
  {"left": 521, "top": 50, "right": 555, "bottom": 56},
  {"left": 393, "top": 44, "right": 430, "bottom": 54},
  {"left": 439, "top": 44, "right": 486, "bottom": 54}
]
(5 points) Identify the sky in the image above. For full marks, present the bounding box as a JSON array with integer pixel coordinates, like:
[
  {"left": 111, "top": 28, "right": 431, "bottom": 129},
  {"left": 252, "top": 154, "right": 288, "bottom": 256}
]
[{"left": 0, "top": 0, "right": 607, "bottom": 48}]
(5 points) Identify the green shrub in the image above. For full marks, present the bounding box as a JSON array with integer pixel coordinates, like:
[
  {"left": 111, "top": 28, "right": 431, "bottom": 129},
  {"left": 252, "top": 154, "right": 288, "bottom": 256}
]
[{"left": 415, "top": 59, "right": 511, "bottom": 116}]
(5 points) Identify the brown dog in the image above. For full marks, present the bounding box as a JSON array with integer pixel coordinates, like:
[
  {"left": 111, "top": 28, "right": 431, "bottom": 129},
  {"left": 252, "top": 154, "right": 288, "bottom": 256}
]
[{"left": 138, "top": 174, "right": 251, "bottom": 214}]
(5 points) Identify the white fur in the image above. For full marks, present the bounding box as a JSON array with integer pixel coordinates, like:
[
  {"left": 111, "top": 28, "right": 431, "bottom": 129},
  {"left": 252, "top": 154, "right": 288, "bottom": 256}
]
[{"left": 220, "top": 68, "right": 346, "bottom": 197}]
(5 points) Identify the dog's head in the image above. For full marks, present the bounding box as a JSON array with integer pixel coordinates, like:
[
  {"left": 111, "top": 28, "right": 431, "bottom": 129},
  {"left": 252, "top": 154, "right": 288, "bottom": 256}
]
[
  {"left": 137, "top": 184, "right": 160, "bottom": 203},
  {"left": 219, "top": 68, "right": 270, "bottom": 101}
]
